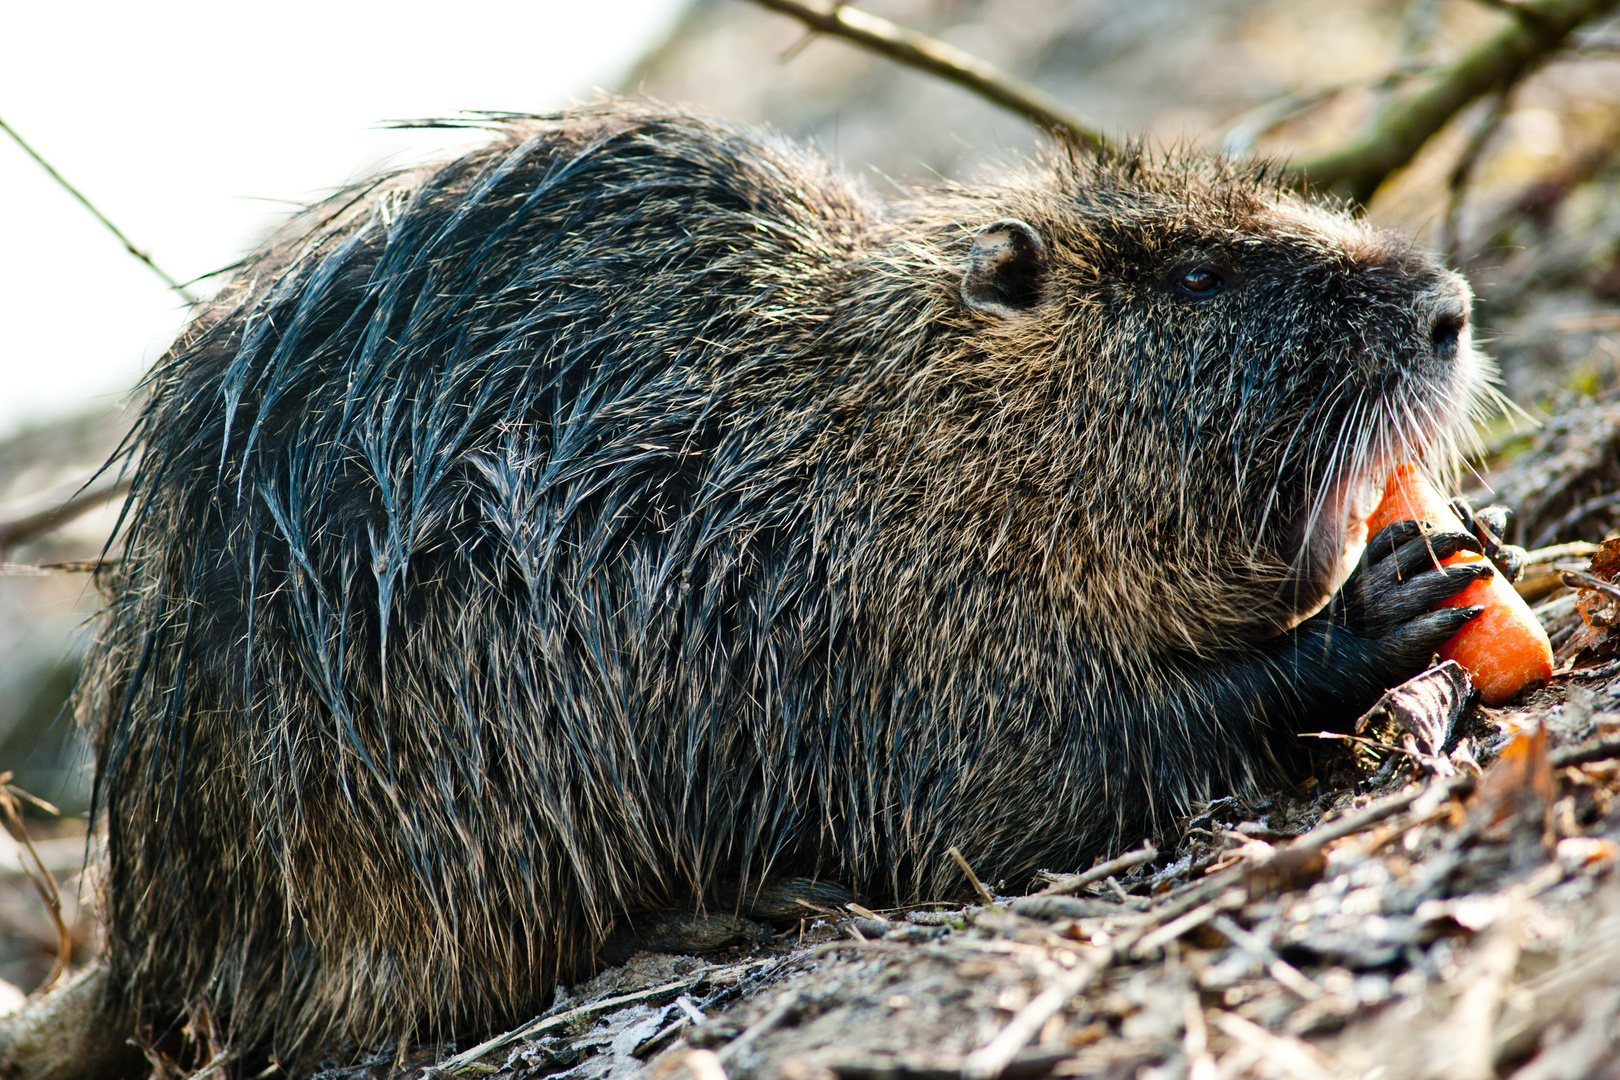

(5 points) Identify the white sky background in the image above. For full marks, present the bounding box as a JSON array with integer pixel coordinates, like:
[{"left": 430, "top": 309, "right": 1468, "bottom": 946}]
[{"left": 0, "top": 0, "right": 688, "bottom": 440}]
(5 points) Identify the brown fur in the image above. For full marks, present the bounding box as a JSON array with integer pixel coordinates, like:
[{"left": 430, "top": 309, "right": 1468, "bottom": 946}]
[{"left": 1, "top": 102, "right": 1490, "bottom": 1077}]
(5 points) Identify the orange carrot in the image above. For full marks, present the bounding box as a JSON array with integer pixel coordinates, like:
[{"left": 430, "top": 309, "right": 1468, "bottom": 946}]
[{"left": 1364, "top": 464, "right": 1552, "bottom": 705}]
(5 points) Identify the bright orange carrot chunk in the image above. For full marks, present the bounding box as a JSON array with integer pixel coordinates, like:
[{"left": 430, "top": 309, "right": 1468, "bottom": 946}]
[{"left": 1364, "top": 464, "right": 1552, "bottom": 705}]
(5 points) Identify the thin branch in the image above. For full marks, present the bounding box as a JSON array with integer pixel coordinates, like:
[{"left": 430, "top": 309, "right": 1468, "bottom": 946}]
[
  {"left": 947, "top": 845, "right": 997, "bottom": 906},
  {"left": 742, "top": 0, "right": 1109, "bottom": 150},
  {"left": 1218, "top": 63, "right": 1437, "bottom": 158},
  {"left": 1, "top": 558, "right": 119, "bottom": 577},
  {"left": 743, "top": 0, "right": 1613, "bottom": 215},
  {"left": 1289, "top": 0, "right": 1620, "bottom": 203},
  {"left": 1550, "top": 731, "right": 1620, "bottom": 767},
  {"left": 439, "top": 975, "right": 706, "bottom": 1070},
  {"left": 0, "top": 478, "right": 131, "bottom": 556},
  {"left": 1471, "top": 0, "right": 1561, "bottom": 27},
  {"left": 0, "top": 114, "right": 198, "bottom": 303},
  {"left": 1442, "top": 90, "right": 1514, "bottom": 257},
  {"left": 1569, "top": 29, "right": 1620, "bottom": 50},
  {"left": 1030, "top": 839, "right": 1157, "bottom": 898},
  {"left": 0, "top": 772, "right": 69, "bottom": 993},
  {"left": 1455, "top": 126, "right": 1620, "bottom": 268}
]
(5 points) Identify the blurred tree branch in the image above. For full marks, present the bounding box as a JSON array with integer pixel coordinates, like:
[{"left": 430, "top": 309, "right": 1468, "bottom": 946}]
[
  {"left": 742, "top": 0, "right": 1109, "bottom": 150},
  {"left": 1217, "top": 66, "right": 1433, "bottom": 158},
  {"left": 0, "top": 478, "right": 129, "bottom": 560},
  {"left": 745, "top": 0, "right": 1619, "bottom": 207},
  {"left": 1296, "top": 0, "right": 1620, "bottom": 203},
  {"left": 1441, "top": 90, "right": 1514, "bottom": 257}
]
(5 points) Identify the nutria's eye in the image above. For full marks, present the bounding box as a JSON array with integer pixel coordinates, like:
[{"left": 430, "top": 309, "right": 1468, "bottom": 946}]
[{"left": 1173, "top": 265, "right": 1227, "bottom": 299}]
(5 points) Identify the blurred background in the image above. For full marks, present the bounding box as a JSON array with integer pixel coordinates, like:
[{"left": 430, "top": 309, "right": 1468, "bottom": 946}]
[{"left": 2, "top": 0, "right": 1619, "bottom": 996}]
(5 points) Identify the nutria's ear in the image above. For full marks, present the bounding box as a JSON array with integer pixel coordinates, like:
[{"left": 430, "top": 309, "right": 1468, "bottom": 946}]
[{"left": 962, "top": 219, "right": 1047, "bottom": 318}]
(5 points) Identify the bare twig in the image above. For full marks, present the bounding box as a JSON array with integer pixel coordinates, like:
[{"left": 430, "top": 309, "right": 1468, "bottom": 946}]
[
  {"left": 1430, "top": 895, "right": 1526, "bottom": 1080},
  {"left": 891, "top": 773, "right": 1483, "bottom": 1080},
  {"left": 439, "top": 975, "right": 705, "bottom": 1071},
  {"left": 0, "top": 773, "right": 69, "bottom": 993},
  {"left": 1209, "top": 1012, "right": 1332, "bottom": 1080},
  {"left": 1442, "top": 91, "right": 1513, "bottom": 257},
  {"left": 1560, "top": 568, "right": 1620, "bottom": 603},
  {"left": 1219, "top": 65, "right": 1432, "bottom": 158},
  {"left": 1291, "top": 0, "right": 1620, "bottom": 203},
  {"left": 947, "top": 845, "right": 997, "bottom": 906},
  {"left": 1269, "top": 774, "right": 1476, "bottom": 858},
  {"left": 1032, "top": 840, "right": 1157, "bottom": 898},
  {"left": 0, "top": 115, "right": 197, "bottom": 304},
  {"left": 1209, "top": 914, "right": 1324, "bottom": 1001},
  {"left": 745, "top": 0, "right": 1612, "bottom": 214},
  {"left": 1131, "top": 891, "right": 1244, "bottom": 956},
  {"left": 1523, "top": 541, "right": 1601, "bottom": 566},
  {"left": 1531, "top": 491, "right": 1620, "bottom": 549},
  {"left": 0, "top": 559, "right": 116, "bottom": 577},
  {"left": 1457, "top": 124, "right": 1620, "bottom": 266},
  {"left": 1472, "top": 0, "right": 1560, "bottom": 26},
  {"left": 1570, "top": 28, "right": 1620, "bottom": 50},
  {"left": 0, "top": 478, "right": 130, "bottom": 557},
  {"left": 960, "top": 942, "right": 1123, "bottom": 1080},
  {"left": 741, "top": 0, "right": 1108, "bottom": 150},
  {"left": 717, "top": 991, "right": 805, "bottom": 1067},
  {"left": 1183, "top": 995, "right": 1217, "bottom": 1080},
  {"left": 962, "top": 880, "right": 1245, "bottom": 1078},
  {"left": 1550, "top": 731, "right": 1620, "bottom": 767},
  {"left": 683, "top": 1050, "right": 731, "bottom": 1080},
  {"left": 1553, "top": 658, "right": 1620, "bottom": 680}
]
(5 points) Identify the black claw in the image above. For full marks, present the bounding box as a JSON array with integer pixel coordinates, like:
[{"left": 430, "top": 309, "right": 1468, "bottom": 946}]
[
  {"left": 1417, "top": 603, "right": 1483, "bottom": 639},
  {"left": 1364, "top": 519, "right": 1427, "bottom": 564},
  {"left": 1450, "top": 497, "right": 1525, "bottom": 582},
  {"left": 1387, "top": 604, "right": 1480, "bottom": 660},
  {"left": 1401, "top": 564, "right": 1491, "bottom": 610},
  {"left": 1495, "top": 546, "right": 1526, "bottom": 584},
  {"left": 1333, "top": 511, "right": 1499, "bottom": 647},
  {"left": 1473, "top": 506, "right": 1510, "bottom": 541},
  {"left": 1288, "top": 518, "right": 1492, "bottom": 728},
  {"left": 1385, "top": 526, "right": 1483, "bottom": 580}
]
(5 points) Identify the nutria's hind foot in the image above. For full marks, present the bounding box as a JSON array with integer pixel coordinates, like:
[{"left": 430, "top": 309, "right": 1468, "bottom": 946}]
[
  {"left": 719, "top": 878, "right": 856, "bottom": 922},
  {"left": 0, "top": 965, "right": 142, "bottom": 1080},
  {"left": 596, "top": 910, "right": 770, "bottom": 967},
  {"left": 597, "top": 879, "right": 856, "bottom": 966}
]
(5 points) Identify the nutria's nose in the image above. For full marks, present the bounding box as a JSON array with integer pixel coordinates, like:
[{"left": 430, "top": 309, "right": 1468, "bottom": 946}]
[{"left": 1430, "top": 303, "right": 1467, "bottom": 361}]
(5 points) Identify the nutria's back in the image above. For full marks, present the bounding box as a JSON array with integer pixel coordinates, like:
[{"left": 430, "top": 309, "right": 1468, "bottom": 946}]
[{"left": 60, "top": 101, "right": 1485, "bottom": 1072}]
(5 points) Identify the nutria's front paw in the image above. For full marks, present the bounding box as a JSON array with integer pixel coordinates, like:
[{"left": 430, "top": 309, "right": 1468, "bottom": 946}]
[
  {"left": 1332, "top": 519, "right": 1491, "bottom": 670},
  {"left": 1449, "top": 497, "right": 1526, "bottom": 583}
]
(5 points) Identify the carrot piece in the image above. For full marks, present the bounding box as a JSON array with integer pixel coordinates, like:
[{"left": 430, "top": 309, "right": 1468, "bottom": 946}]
[{"left": 1364, "top": 464, "right": 1552, "bottom": 706}]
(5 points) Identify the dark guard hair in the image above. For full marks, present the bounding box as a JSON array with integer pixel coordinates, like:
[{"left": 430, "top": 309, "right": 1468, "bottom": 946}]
[{"left": 76, "top": 101, "right": 1492, "bottom": 1069}]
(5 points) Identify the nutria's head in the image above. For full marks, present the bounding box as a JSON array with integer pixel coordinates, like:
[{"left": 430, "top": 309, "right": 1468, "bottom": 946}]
[{"left": 895, "top": 152, "right": 1492, "bottom": 657}]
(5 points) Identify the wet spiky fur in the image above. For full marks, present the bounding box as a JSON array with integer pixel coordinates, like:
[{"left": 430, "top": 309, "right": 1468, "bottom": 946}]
[{"left": 75, "top": 101, "right": 1488, "bottom": 1071}]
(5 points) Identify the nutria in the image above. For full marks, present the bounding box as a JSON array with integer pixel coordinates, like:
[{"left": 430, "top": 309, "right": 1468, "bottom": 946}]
[{"left": 1, "top": 100, "right": 1498, "bottom": 1076}]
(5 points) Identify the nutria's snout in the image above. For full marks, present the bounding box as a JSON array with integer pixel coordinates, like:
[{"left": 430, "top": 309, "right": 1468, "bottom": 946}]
[
  {"left": 1415, "top": 270, "right": 1488, "bottom": 428},
  {"left": 1420, "top": 268, "right": 1473, "bottom": 362},
  {"left": 1430, "top": 304, "right": 1466, "bottom": 361}
]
